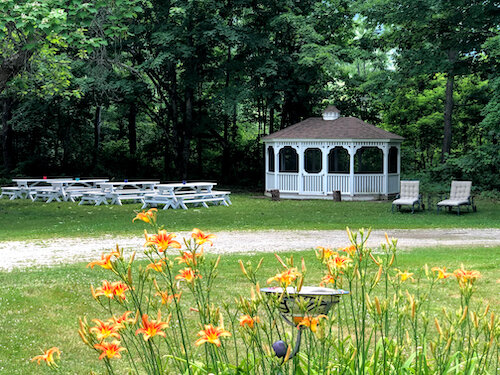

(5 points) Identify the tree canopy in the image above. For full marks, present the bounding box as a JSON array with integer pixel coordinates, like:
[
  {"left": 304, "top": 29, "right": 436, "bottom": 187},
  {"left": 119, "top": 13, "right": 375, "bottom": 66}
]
[{"left": 0, "top": 0, "right": 498, "bottom": 191}]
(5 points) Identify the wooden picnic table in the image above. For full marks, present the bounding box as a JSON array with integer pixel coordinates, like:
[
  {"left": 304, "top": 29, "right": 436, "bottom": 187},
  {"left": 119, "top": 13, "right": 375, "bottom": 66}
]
[{"left": 97, "top": 181, "right": 160, "bottom": 205}]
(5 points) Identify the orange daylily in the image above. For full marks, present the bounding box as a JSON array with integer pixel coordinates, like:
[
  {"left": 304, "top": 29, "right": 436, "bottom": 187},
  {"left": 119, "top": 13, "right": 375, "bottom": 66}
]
[
  {"left": 267, "top": 267, "right": 301, "bottom": 287},
  {"left": 31, "top": 347, "right": 60, "bottom": 366},
  {"left": 195, "top": 324, "right": 231, "bottom": 347},
  {"left": 92, "top": 281, "right": 130, "bottom": 300},
  {"left": 133, "top": 208, "right": 158, "bottom": 224},
  {"left": 94, "top": 340, "right": 126, "bottom": 360},
  {"left": 175, "top": 249, "right": 204, "bottom": 266},
  {"left": 112, "top": 281, "right": 131, "bottom": 300},
  {"left": 327, "top": 254, "right": 352, "bottom": 272},
  {"left": 454, "top": 267, "right": 481, "bottom": 286},
  {"left": 135, "top": 311, "right": 171, "bottom": 341},
  {"left": 90, "top": 319, "right": 121, "bottom": 341},
  {"left": 87, "top": 249, "right": 121, "bottom": 270},
  {"left": 191, "top": 228, "right": 216, "bottom": 246},
  {"left": 239, "top": 315, "right": 260, "bottom": 329},
  {"left": 175, "top": 267, "right": 201, "bottom": 283},
  {"left": 110, "top": 311, "right": 135, "bottom": 325},
  {"left": 93, "top": 280, "right": 116, "bottom": 299},
  {"left": 156, "top": 291, "right": 181, "bottom": 305},
  {"left": 339, "top": 244, "right": 357, "bottom": 257},
  {"left": 395, "top": 270, "right": 414, "bottom": 282},
  {"left": 432, "top": 267, "right": 452, "bottom": 280},
  {"left": 146, "top": 260, "right": 165, "bottom": 272},
  {"left": 297, "top": 315, "right": 328, "bottom": 332},
  {"left": 316, "top": 246, "right": 336, "bottom": 260},
  {"left": 320, "top": 274, "right": 337, "bottom": 287},
  {"left": 144, "top": 230, "right": 182, "bottom": 252}
]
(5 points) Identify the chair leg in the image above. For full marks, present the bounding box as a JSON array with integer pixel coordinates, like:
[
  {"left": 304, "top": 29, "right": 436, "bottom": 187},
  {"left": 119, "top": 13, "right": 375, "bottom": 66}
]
[
  {"left": 411, "top": 203, "right": 415, "bottom": 214},
  {"left": 391, "top": 204, "right": 394, "bottom": 213},
  {"left": 457, "top": 206, "right": 460, "bottom": 215}
]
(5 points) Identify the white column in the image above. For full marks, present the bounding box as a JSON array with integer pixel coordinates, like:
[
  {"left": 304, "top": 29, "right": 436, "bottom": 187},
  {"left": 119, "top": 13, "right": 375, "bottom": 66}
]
[
  {"left": 383, "top": 145, "right": 389, "bottom": 198},
  {"left": 397, "top": 145, "right": 401, "bottom": 194},
  {"left": 264, "top": 143, "right": 269, "bottom": 190},
  {"left": 274, "top": 146, "right": 280, "bottom": 191},
  {"left": 297, "top": 145, "right": 304, "bottom": 195},
  {"left": 349, "top": 145, "right": 355, "bottom": 197},
  {"left": 322, "top": 144, "right": 329, "bottom": 195}
]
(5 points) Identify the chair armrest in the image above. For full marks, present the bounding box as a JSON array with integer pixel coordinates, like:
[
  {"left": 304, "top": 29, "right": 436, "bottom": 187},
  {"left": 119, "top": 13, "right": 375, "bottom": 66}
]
[{"left": 394, "top": 194, "right": 400, "bottom": 200}]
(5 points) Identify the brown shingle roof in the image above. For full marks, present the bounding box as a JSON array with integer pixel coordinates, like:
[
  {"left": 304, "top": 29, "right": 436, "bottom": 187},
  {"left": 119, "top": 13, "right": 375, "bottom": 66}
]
[
  {"left": 262, "top": 117, "right": 404, "bottom": 140},
  {"left": 323, "top": 105, "right": 340, "bottom": 113}
]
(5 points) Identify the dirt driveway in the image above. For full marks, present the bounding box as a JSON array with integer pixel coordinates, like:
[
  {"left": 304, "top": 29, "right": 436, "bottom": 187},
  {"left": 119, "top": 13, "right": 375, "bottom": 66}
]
[{"left": 0, "top": 228, "right": 498, "bottom": 271}]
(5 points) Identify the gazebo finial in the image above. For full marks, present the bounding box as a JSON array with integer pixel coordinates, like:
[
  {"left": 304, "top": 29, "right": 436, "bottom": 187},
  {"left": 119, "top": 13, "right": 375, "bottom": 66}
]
[{"left": 322, "top": 105, "right": 340, "bottom": 120}]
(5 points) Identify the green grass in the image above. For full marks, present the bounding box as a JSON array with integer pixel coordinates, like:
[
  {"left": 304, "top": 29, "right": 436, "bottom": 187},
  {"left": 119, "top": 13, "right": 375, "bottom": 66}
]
[
  {"left": 0, "top": 245, "right": 498, "bottom": 374},
  {"left": 0, "top": 194, "right": 498, "bottom": 240}
]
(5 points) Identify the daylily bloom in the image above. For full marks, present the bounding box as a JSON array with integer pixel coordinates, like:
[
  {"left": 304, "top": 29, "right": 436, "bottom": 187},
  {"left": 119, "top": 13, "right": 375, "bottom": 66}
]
[
  {"left": 315, "top": 247, "right": 336, "bottom": 260},
  {"left": 175, "top": 267, "right": 201, "bottom": 283},
  {"left": 175, "top": 249, "right": 204, "bottom": 266},
  {"left": 327, "top": 254, "right": 352, "bottom": 272},
  {"left": 191, "top": 228, "right": 216, "bottom": 246},
  {"left": 112, "top": 281, "right": 130, "bottom": 300},
  {"left": 432, "top": 266, "right": 452, "bottom": 280},
  {"left": 87, "top": 249, "right": 121, "bottom": 270},
  {"left": 239, "top": 315, "right": 260, "bottom": 329},
  {"left": 297, "top": 315, "right": 328, "bottom": 332},
  {"left": 320, "top": 274, "right": 336, "bottom": 287},
  {"left": 339, "top": 245, "right": 357, "bottom": 257},
  {"left": 135, "top": 311, "right": 171, "bottom": 341},
  {"left": 133, "top": 208, "right": 157, "bottom": 223},
  {"left": 144, "top": 230, "right": 182, "bottom": 252},
  {"left": 93, "top": 280, "right": 116, "bottom": 299},
  {"left": 146, "top": 260, "right": 165, "bottom": 272},
  {"left": 195, "top": 324, "right": 231, "bottom": 347},
  {"left": 156, "top": 291, "right": 181, "bottom": 305},
  {"left": 267, "top": 267, "right": 301, "bottom": 287},
  {"left": 31, "top": 347, "right": 60, "bottom": 366},
  {"left": 90, "top": 319, "right": 121, "bottom": 341},
  {"left": 454, "top": 267, "right": 481, "bottom": 286},
  {"left": 94, "top": 340, "right": 126, "bottom": 360},
  {"left": 396, "top": 270, "right": 414, "bottom": 282},
  {"left": 110, "top": 311, "right": 135, "bottom": 325}
]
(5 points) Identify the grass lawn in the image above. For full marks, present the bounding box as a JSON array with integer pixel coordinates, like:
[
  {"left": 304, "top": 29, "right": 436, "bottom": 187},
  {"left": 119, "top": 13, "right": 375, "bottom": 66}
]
[
  {"left": 0, "top": 194, "right": 498, "bottom": 240},
  {"left": 0, "top": 245, "right": 498, "bottom": 374}
]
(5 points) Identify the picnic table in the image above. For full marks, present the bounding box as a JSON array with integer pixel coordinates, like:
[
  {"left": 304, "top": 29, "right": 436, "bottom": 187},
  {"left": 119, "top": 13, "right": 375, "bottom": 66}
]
[
  {"left": 95, "top": 181, "right": 160, "bottom": 205},
  {"left": 143, "top": 182, "right": 231, "bottom": 210}
]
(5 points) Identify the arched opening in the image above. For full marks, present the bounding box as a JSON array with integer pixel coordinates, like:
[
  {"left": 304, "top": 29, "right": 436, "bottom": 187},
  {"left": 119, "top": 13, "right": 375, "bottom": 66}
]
[
  {"left": 279, "top": 146, "right": 298, "bottom": 172},
  {"left": 304, "top": 148, "right": 322, "bottom": 173},
  {"left": 389, "top": 146, "right": 398, "bottom": 173},
  {"left": 267, "top": 146, "right": 275, "bottom": 172},
  {"left": 328, "top": 147, "right": 349, "bottom": 173},
  {"left": 355, "top": 147, "right": 383, "bottom": 173}
]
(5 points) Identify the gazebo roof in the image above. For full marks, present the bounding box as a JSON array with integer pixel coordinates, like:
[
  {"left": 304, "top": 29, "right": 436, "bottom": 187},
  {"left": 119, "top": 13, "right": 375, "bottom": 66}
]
[{"left": 262, "top": 116, "right": 404, "bottom": 141}]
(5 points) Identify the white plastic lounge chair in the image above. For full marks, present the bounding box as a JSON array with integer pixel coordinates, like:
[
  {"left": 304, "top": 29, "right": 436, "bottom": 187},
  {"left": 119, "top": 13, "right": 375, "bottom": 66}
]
[
  {"left": 392, "top": 180, "right": 422, "bottom": 213},
  {"left": 437, "top": 181, "right": 475, "bottom": 215}
]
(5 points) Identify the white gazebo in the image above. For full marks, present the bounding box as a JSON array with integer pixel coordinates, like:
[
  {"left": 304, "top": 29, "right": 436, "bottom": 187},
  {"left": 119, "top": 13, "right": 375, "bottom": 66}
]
[{"left": 262, "top": 106, "right": 404, "bottom": 200}]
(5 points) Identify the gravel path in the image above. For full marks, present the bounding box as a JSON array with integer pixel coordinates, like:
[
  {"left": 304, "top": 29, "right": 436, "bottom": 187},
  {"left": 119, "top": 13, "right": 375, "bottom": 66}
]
[{"left": 0, "top": 228, "right": 499, "bottom": 271}]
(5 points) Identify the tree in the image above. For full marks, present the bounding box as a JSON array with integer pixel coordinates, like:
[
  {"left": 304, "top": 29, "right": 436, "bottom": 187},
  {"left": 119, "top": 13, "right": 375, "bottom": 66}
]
[{"left": 361, "top": 0, "right": 499, "bottom": 161}]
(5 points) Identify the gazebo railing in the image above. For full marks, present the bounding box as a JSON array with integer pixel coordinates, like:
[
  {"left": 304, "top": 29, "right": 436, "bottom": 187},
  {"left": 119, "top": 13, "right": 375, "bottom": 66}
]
[
  {"left": 279, "top": 173, "right": 299, "bottom": 192},
  {"left": 267, "top": 172, "right": 400, "bottom": 196},
  {"left": 327, "top": 174, "right": 350, "bottom": 194},
  {"left": 354, "top": 174, "right": 384, "bottom": 194},
  {"left": 303, "top": 174, "right": 323, "bottom": 193}
]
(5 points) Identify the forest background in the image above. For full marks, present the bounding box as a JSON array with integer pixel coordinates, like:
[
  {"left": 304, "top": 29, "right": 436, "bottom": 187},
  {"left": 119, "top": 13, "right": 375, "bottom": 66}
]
[{"left": 0, "top": 0, "right": 498, "bottom": 194}]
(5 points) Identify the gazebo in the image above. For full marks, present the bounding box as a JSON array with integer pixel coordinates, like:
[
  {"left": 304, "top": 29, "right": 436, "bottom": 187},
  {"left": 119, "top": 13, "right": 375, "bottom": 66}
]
[{"left": 262, "top": 106, "right": 404, "bottom": 200}]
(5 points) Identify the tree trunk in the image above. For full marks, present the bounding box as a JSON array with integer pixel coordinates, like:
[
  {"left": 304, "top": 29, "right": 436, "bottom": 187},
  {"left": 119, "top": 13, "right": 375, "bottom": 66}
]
[
  {"left": 269, "top": 106, "right": 275, "bottom": 134},
  {"left": 1, "top": 97, "right": 14, "bottom": 172},
  {"left": 442, "top": 50, "right": 457, "bottom": 162},
  {"left": 0, "top": 49, "right": 35, "bottom": 95},
  {"left": 92, "top": 105, "right": 102, "bottom": 170},
  {"left": 127, "top": 102, "right": 137, "bottom": 176},
  {"left": 181, "top": 89, "right": 193, "bottom": 179},
  {"left": 442, "top": 74, "right": 454, "bottom": 161}
]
